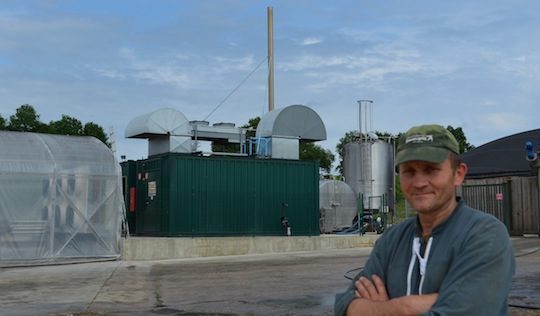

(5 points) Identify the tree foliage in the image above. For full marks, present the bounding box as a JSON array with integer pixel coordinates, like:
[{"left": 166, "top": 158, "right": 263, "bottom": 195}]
[
  {"left": 1, "top": 104, "right": 109, "bottom": 146},
  {"left": 83, "top": 122, "right": 109, "bottom": 144},
  {"left": 446, "top": 125, "right": 474, "bottom": 153},
  {"left": 300, "top": 141, "right": 335, "bottom": 173},
  {"left": 7, "top": 104, "right": 47, "bottom": 132},
  {"left": 210, "top": 117, "right": 261, "bottom": 153},
  {"left": 49, "top": 115, "right": 84, "bottom": 135},
  {"left": 243, "top": 116, "right": 260, "bottom": 139}
]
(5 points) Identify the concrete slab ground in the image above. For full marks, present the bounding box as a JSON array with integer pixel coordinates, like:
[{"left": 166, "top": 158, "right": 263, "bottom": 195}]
[{"left": 0, "top": 237, "right": 538, "bottom": 316}]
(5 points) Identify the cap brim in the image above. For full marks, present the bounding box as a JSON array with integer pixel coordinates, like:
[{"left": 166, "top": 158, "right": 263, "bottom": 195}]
[{"left": 395, "top": 147, "right": 450, "bottom": 166}]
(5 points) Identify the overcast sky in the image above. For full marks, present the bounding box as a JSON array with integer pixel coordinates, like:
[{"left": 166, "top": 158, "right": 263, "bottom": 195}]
[{"left": 1, "top": 0, "right": 539, "bottom": 170}]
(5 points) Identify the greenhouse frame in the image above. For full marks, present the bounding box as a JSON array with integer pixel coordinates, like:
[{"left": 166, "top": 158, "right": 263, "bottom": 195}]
[{"left": 0, "top": 131, "right": 124, "bottom": 266}]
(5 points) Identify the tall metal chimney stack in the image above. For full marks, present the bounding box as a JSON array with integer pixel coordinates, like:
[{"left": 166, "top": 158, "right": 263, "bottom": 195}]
[
  {"left": 268, "top": 7, "right": 274, "bottom": 112},
  {"left": 357, "top": 100, "right": 373, "bottom": 141}
]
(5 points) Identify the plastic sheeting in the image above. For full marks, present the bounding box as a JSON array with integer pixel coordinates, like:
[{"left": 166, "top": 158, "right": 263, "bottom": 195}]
[{"left": 0, "top": 131, "right": 124, "bottom": 266}]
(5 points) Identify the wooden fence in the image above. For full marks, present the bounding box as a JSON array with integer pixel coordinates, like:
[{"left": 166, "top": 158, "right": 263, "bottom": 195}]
[{"left": 460, "top": 176, "right": 539, "bottom": 235}]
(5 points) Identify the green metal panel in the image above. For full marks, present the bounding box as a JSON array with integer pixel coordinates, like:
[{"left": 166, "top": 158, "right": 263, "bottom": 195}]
[{"left": 133, "top": 154, "right": 319, "bottom": 236}]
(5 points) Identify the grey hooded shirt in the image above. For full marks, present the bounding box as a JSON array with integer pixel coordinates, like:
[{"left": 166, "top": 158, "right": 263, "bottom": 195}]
[{"left": 335, "top": 199, "right": 515, "bottom": 315}]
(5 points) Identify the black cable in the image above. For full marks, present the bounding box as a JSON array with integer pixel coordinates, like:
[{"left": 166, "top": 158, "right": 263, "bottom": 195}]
[
  {"left": 203, "top": 56, "right": 267, "bottom": 121},
  {"left": 515, "top": 247, "right": 540, "bottom": 258},
  {"left": 508, "top": 303, "right": 540, "bottom": 310},
  {"left": 344, "top": 267, "right": 364, "bottom": 280}
]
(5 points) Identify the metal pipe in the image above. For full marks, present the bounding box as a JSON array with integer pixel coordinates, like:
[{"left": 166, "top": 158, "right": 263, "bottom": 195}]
[{"left": 357, "top": 100, "right": 373, "bottom": 141}]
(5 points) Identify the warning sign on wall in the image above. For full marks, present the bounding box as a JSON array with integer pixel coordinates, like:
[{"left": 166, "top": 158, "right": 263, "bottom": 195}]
[{"left": 148, "top": 181, "right": 157, "bottom": 200}]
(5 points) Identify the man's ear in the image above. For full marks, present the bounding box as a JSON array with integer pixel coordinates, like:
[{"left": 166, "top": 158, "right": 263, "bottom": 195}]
[{"left": 454, "top": 162, "right": 468, "bottom": 186}]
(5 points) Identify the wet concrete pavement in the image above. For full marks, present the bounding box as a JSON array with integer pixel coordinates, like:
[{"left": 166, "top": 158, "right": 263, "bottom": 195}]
[
  {"left": 0, "top": 237, "right": 539, "bottom": 316},
  {"left": 509, "top": 237, "right": 540, "bottom": 314}
]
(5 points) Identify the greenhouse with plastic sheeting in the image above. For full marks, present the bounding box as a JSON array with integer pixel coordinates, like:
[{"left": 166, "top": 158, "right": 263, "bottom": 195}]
[{"left": 0, "top": 131, "right": 124, "bottom": 266}]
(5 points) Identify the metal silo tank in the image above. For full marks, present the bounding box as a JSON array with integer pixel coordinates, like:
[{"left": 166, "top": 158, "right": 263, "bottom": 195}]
[
  {"left": 343, "top": 142, "right": 362, "bottom": 200},
  {"left": 370, "top": 141, "right": 394, "bottom": 211},
  {"left": 319, "top": 180, "right": 357, "bottom": 233},
  {"left": 344, "top": 140, "right": 394, "bottom": 211}
]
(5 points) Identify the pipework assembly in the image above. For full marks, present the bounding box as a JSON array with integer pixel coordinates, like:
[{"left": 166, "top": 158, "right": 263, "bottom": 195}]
[{"left": 525, "top": 141, "right": 538, "bottom": 162}]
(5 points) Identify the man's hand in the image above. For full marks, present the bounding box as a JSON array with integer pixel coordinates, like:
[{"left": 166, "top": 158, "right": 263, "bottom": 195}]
[
  {"left": 347, "top": 275, "right": 438, "bottom": 316},
  {"left": 355, "top": 275, "right": 389, "bottom": 301}
]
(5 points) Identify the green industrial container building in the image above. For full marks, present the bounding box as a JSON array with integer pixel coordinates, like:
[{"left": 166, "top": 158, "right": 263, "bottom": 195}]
[{"left": 121, "top": 154, "right": 320, "bottom": 236}]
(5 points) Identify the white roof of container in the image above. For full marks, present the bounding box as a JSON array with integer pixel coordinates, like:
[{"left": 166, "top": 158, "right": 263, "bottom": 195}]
[
  {"left": 256, "top": 104, "right": 326, "bottom": 141},
  {"left": 125, "top": 108, "right": 191, "bottom": 138}
]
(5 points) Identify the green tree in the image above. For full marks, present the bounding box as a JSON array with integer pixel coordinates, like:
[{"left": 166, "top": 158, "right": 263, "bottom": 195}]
[
  {"left": 211, "top": 116, "right": 260, "bottom": 153},
  {"left": 300, "top": 142, "right": 335, "bottom": 174},
  {"left": 7, "top": 104, "right": 47, "bottom": 132},
  {"left": 446, "top": 125, "right": 474, "bottom": 153},
  {"left": 4, "top": 104, "right": 110, "bottom": 147},
  {"left": 49, "top": 115, "right": 83, "bottom": 135},
  {"left": 83, "top": 122, "right": 109, "bottom": 145},
  {"left": 211, "top": 140, "right": 240, "bottom": 153},
  {"left": 243, "top": 116, "right": 260, "bottom": 139}
]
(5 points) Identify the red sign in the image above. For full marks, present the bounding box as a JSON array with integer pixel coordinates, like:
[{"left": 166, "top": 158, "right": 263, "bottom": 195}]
[
  {"left": 495, "top": 193, "right": 503, "bottom": 201},
  {"left": 129, "top": 187, "right": 136, "bottom": 212}
]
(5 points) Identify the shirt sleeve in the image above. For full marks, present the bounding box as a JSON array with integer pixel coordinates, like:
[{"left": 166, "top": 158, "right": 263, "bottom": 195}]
[
  {"left": 423, "top": 218, "right": 515, "bottom": 316},
  {"left": 334, "top": 233, "right": 390, "bottom": 316}
]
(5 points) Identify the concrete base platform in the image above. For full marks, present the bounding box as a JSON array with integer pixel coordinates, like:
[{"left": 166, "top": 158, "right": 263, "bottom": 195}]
[{"left": 122, "top": 234, "right": 379, "bottom": 260}]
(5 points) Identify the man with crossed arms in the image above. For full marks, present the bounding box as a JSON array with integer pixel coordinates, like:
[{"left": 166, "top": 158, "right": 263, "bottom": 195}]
[{"left": 335, "top": 124, "right": 514, "bottom": 315}]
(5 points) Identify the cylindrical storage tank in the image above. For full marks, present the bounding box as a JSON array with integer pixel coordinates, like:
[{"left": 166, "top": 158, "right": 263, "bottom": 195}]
[
  {"left": 319, "top": 180, "right": 358, "bottom": 233},
  {"left": 344, "top": 140, "right": 394, "bottom": 211}
]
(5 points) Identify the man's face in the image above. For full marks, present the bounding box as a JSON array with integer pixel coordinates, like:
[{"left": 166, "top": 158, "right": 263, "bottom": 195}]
[{"left": 398, "top": 158, "right": 466, "bottom": 215}]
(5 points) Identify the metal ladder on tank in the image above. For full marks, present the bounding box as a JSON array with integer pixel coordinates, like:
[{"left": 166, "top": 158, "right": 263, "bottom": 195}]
[{"left": 361, "top": 139, "right": 373, "bottom": 212}]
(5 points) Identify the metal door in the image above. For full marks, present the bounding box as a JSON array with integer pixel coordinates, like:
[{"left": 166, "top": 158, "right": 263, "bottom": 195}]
[{"left": 136, "top": 166, "right": 162, "bottom": 234}]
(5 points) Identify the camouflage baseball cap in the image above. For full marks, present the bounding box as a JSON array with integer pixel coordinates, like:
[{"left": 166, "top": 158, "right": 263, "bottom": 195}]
[{"left": 395, "top": 124, "right": 459, "bottom": 165}]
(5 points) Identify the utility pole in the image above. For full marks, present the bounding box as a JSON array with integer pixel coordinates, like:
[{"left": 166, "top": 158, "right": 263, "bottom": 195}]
[{"left": 268, "top": 7, "right": 274, "bottom": 112}]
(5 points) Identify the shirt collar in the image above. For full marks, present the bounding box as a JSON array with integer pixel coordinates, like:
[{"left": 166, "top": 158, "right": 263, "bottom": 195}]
[{"left": 415, "top": 197, "right": 463, "bottom": 237}]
